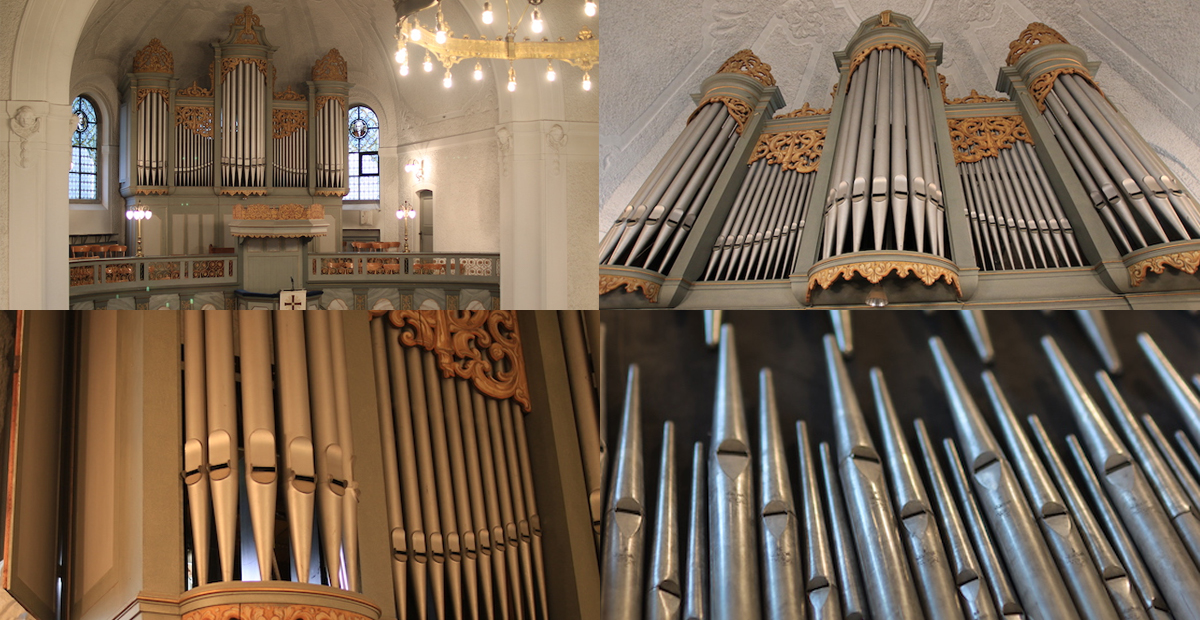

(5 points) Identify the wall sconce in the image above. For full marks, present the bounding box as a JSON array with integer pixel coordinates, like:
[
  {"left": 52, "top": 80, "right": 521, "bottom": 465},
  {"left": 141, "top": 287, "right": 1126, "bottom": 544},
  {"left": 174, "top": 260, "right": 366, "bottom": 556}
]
[{"left": 405, "top": 158, "right": 426, "bottom": 182}]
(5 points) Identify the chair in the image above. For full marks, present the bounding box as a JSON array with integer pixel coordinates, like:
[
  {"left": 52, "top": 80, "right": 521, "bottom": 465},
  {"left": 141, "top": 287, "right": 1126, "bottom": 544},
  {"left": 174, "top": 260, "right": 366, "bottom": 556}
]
[
  {"left": 71, "top": 245, "right": 91, "bottom": 259},
  {"left": 103, "top": 244, "right": 126, "bottom": 257}
]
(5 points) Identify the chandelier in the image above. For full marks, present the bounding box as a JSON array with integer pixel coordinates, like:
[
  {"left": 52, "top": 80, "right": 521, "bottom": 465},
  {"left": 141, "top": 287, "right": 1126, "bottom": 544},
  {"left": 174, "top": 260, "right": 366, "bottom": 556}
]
[{"left": 394, "top": 0, "right": 598, "bottom": 92}]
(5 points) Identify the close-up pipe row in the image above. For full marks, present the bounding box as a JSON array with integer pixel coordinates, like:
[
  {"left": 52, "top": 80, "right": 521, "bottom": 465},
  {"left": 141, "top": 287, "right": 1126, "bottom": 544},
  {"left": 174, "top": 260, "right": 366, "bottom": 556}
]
[
  {"left": 821, "top": 48, "right": 946, "bottom": 260},
  {"left": 599, "top": 312, "right": 1200, "bottom": 620},
  {"left": 599, "top": 99, "right": 742, "bottom": 273},
  {"left": 1041, "top": 73, "right": 1200, "bottom": 253}
]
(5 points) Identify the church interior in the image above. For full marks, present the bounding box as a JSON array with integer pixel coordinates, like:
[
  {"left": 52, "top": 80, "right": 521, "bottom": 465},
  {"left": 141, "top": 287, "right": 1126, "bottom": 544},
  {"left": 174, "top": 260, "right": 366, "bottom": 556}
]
[
  {"left": 1, "top": 0, "right": 598, "bottom": 310},
  {"left": 599, "top": 2, "right": 1200, "bottom": 309}
]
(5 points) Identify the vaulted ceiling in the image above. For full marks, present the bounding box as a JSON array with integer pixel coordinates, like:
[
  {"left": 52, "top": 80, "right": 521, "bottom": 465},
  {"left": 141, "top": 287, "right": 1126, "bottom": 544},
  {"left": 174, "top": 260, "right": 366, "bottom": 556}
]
[{"left": 600, "top": 0, "right": 1200, "bottom": 232}]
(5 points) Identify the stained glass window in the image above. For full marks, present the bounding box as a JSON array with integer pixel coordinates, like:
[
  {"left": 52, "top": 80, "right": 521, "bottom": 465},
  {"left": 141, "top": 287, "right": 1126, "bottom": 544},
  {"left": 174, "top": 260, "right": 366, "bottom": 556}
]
[
  {"left": 70, "top": 96, "right": 99, "bottom": 200},
  {"left": 347, "top": 105, "right": 379, "bottom": 201}
]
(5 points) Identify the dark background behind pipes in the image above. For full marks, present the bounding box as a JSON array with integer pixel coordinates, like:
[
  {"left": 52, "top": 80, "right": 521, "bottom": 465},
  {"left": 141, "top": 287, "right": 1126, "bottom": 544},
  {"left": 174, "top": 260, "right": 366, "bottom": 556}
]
[{"left": 601, "top": 310, "right": 1200, "bottom": 569}]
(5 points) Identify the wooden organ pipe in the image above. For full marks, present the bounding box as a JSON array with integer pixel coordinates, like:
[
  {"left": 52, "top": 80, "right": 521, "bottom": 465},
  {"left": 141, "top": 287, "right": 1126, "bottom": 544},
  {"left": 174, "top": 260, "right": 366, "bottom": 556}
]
[
  {"left": 305, "top": 312, "right": 346, "bottom": 588},
  {"left": 238, "top": 310, "right": 279, "bottom": 581},
  {"left": 182, "top": 312, "right": 211, "bottom": 586},
  {"left": 274, "top": 310, "right": 317, "bottom": 583},
  {"left": 203, "top": 310, "right": 239, "bottom": 582}
]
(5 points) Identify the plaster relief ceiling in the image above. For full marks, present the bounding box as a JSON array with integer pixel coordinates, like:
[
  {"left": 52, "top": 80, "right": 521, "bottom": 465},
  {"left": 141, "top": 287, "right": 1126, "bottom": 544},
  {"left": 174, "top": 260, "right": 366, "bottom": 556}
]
[{"left": 599, "top": 0, "right": 1200, "bottom": 234}]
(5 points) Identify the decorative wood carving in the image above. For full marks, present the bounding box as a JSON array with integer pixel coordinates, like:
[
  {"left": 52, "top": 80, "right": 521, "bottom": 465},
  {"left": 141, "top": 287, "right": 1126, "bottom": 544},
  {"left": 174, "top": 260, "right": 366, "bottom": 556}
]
[
  {"left": 219, "top": 189, "right": 268, "bottom": 196},
  {"left": 134, "top": 188, "right": 170, "bottom": 195},
  {"left": 133, "top": 38, "right": 174, "bottom": 74},
  {"left": 312, "top": 49, "right": 348, "bottom": 82},
  {"left": 1006, "top": 22, "right": 1071, "bottom": 66},
  {"left": 272, "top": 109, "right": 308, "bottom": 139},
  {"left": 176, "top": 106, "right": 214, "bottom": 138},
  {"left": 183, "top": 603, "right": 371, "bottom": 620},
  {"left": 70, "top": 265, "right": 94, "bottom": 287},
  {"left": 136, "top": 88, "right": 170, "bottom": 111},
  {"left": 233, "top": 204, "right": 325, "bottom": 220},
  {"left": 850, "top": 42, "right": 929, "bottom": 86},
  {"left": 1029, "top": 67, "right": 1104, "bottom": 112},
  {"left": 274, "top": 86, "right": 306, "bottom": 101},
  {"left": 380, "top": 311, "right": 532, "bottom": 412},
  {"left": 177, "top": 81, "right": 213, "bottom": 97},
  {"left": 193, "top": 260, "right": 227, "bottom": 278},
  {"left": 940, "top": 74, "right": 1008, "bottom": 105},
  {"left": 806, "top": 260, "right": 962, "bottom": 303},
  {"left": 1128, "top": 250, "right": 1200, "bottom": 287},
  {"left": 232, "top": 6, "right": 263, "bottom": 45},
  {"left": 148, "top": 262, "right": 180, "bottom": 280},
  {"left": 947, "top": 116, "right": 1033, "bottom": 164},
  {"left": 222, "top": 57, "right": 268, "bottom": 81},
  {"left": 315, "top": 95, "right": 347, "bottom": 113},
  {"left": 774, "top": 103, "right": 830, "bottom": 118},
  {"left": 315, "top": 189, "right": 347, "bottom": 197},
  {"left": 599, "top": 274, "right": 660, "bottom": 303},
  {"left": 687, "top": 96, "right": 752, "bottom": 135},
  {"left": 749, "top": 129, "right": 825, "bottom": 173},
  {"left": 716, "top": 50, "right": 776, "bottom": 87}
]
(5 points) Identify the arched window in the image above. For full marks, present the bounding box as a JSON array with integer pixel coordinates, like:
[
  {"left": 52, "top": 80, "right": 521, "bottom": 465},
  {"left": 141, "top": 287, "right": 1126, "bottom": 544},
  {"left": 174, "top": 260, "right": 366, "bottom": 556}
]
[
  {"left": 70, "top": 96, "right": 99, "bottom": 200},
  {"left": 347, "top": 105, "right": 379, "bottom": 200}
]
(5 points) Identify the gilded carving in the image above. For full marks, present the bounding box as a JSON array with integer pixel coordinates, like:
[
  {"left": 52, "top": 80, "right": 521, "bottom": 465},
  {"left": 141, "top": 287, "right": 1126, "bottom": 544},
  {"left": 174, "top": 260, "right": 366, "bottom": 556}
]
[
  {"left": 137, "top": 88, "right": 170, "bottom": 111},
  {"left": 316, "top": 95, "right": 347, "bottom": 113},
  {"left": 220, "top": 189, "right": 268, "bottom": 196},
  {"left": 70, "top": 265, "right": 94, "bottom": 287},
  {"left": 748, "top": 129, "right": 825, "bottom": 173},
  {"left": 135, "top": 188, "right": 170, "bottom": 195},
  {"left": 274, "top": 86, "right": 306, "bottom": 101},
  {"left": 875, "top": 10, "right": 898, "bottom": 28},
  {"left": 312, "top": 49, "right": 349, "bottom": 82},
  {"left": 148, "top": 262, "right": 180, "bottom": 280},
  {"left": 183, "top": 604, "right": 369, "bottom": 620},
  {"left": 1029, "top": 67, "right": 1104, "bottom": 112},
  {"left": 133, "top": 38, "right": 174, "bottom": 74},
  {"left": 687, "top": 96, "right": 752, "bottom": 135},
  {"left": 850, "top": 43, "right": 929, "bottom": 86},
  {"left": 221, "top": 57, "right": 268, "bottom": 81},
  {"left": 232, "top": 6, "right": 263, "bottom": 45},
  {"left": 315, "top": 188, "right": 348, "bottom": 197},
  {"left": 273, "top": 109, "right": 308, "bottom": 139},
  {"left": 320, "top": 258, "right": 355, "bottom": 275},
  {"left": 177, "top": 81, "right": 212, "bottom": 98},
  {"left": 940, "top": 74, "right": 1010, "bottom": 105},
  {"left": 774, "top": 103, "right": 830, "bottom": 118},
  {"left": 383, "top": 311, "right": 532, "bottom": 412},
  {"left": 947, "top": 116, "right": 1033, "bottom": 164},
  {"left": 176, "top": 106, "right": 214, "bottom": 138},
  {"left": 806, "top": 261, "right": 963, "bottom": 303},
  {"left": 1128, "top": 250, "right": 1200, "bottom": 287},
  {"left": 233, "top": 204, "right": 325, "bottom": 220},
  {"left": 716, "top": 50, "right": 776, "bottom": 87},
  {"left": 1006, "top": 22, "right": 1071, "bottom": 66},
  {"left": 192, "top": 260, "right": 227, "bottom": 278},
  {"left": 599, "top": 274, "right": 660, "bottom": 303}
]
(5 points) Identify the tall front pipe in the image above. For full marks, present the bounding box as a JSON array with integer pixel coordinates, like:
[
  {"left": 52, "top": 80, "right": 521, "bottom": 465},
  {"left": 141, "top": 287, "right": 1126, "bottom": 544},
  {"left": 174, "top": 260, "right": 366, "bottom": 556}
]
[
  {"left": 930, "top": 336, "right": 1079, "bottom": 619},
  {"left": 182, "top": 312, "right": 211, "bottom": 586},
  {"left": 871, "top": 370, "right": 962, "bottom": 620},
  {"left": 370, "top": 319, "right": 407, "bottom": 620},
  {"left": 818, "top": 443, "right": 866, "bottom": 620},
  {"left": 684, "top": 442, "right": 707, "bottom": 620},
  {"left": 203, "top": 310, "right": 239, "bottom": 582},
  {"left": 275, "top": 311, "right": 317, "bottom": 583},
  {"left": 442, "top": 378, "right": 479, "bottom": 620},
  {"left": 647, "top": 422, "right": 680, "bottom": 620},
  {"left": 757, "top": 370, "right": 803, "bottom": 620},
  {"left": 407, "top": 347, "right": 447, "bottom": 620},
  {"left": 423, "top": 351, "right": 465, "bottom": 620},
  {"left": 305, "top": 312, "right": 346, "bottom": 587},
  {"left": 602, "top": 365, "right": 645, "bottom": 620},
  {"left": 1138, "top": 332, "right": 1200, "bottom": 445},
  {"left": 1142, "top": 415, "right": 1200, "bottom": 517},
  {"left": 825, "top": 336, "right": 924, "bottom": 620},
  {"left": 460, "top": 381, "right": 496, "bottom": 620},
  {"left": 797, "top": 423, "right": 839, "bottom": 620},
  {"left": 559, "top": 310, "right": 604, "bottom": 536},
  {"left": 1042, "top": 336, "right": 1200, "bottom": 620},
  {"left": 708, "top": 324, "right": 760, "bottom": 619},
  {"left": 239, "top": 310, "right": 279, "bottom": 581},
  {"left": 511, "top": 402, "right": 548, "bottom": 620},
  {"left": 329, "top": 314, "right": 361, "bottom": 592},
  {"left": 982, "top": 372, "right": 1118, "bottom": 620},
  {"left": 386, "top": 323, "right": 428, "bottom": 620}
]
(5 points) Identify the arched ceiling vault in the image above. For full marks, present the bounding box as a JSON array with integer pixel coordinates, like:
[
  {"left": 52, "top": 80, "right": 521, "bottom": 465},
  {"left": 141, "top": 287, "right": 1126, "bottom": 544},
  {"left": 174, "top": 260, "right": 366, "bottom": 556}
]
[{"left": 600, "top": 0, "right": 1200, "bottom": 232}]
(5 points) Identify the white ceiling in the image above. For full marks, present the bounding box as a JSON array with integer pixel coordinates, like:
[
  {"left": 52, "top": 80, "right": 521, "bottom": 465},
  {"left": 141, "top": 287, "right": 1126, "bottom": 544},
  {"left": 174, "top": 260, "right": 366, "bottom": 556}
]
[{"left": 599, "top": 0, "right": 1200, "bottom": 234}]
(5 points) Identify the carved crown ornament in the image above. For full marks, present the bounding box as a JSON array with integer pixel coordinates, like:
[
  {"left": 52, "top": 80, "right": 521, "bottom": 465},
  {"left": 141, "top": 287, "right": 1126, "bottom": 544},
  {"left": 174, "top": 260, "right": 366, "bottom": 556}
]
[
  {"left": 939, "top": 74, "right": 1008, "bottom": 105},
  {"left": 1007, "top": 22, "right": 1071, "bottom": 66},
  {"left": 374, "top": 311, "right": 532, "bottom": 412},
  {"left": 749, "top": 129, "right": 825, "bottom": 173},
  {"left": 947, "top": 116, "right": 1033, "bottom": 164},
  {"left": 274, "top": 85, "right": 306, "bottom": 101},
  {"left": 312, "top": 48, "right": 349, "bottom": 82},
  {"left": 133, "top": 38, "right": 174, "bottom": 73},
  {"left": 177, "top": 81, "right": 212, "bottom": 97},
  {"left": 716, "top": 50, "right": 777, "bottom": 87},
  {"left": 231, "top": 5, "right": 263, "bottom": 45},
  {"left": 774, "top": 103, "right": 831, "bottom": 118}
]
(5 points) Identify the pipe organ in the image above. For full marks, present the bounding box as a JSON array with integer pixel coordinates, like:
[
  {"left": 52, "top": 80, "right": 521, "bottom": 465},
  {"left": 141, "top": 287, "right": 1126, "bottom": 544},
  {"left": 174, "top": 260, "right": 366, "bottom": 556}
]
[
  {"left": 600, "top": 12, "right": 1200, "bottom": 308},
  {"left": 122, "top": 6, "right": 351, "bottom": 200}
]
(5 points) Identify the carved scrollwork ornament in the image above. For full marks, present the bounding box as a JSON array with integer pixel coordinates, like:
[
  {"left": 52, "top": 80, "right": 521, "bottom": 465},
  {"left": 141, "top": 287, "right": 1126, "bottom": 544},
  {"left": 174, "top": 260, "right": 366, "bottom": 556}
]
[
  {"left": 850, "top": 42, "right": 929, "bottom": 87},
  {"left": 232, "top": 6, "right": 263, "bottom": 45},
  {"left": 272, "top": 108, "right": 308, "bottom": 139},
  {"left": 233, "top": 203, "right": 325, "bottom": 220},
  {"left": 274, "top": 85, "right": 306, "bottom": 101},
  {"left": 599, "top": 274, "right": 660, "bottom": 303},
  {"left": 316, "top": 95, "right": 347, "bottom": 113},
  {"left": 133, "top": 38, "right": 174, "bottom": 73},
  {"left": 806, "top": 261, "right": 963, "bottom": 303},
  {"left": 176, "top": 106, "right": 214, "bottom": 138},
  {"left": 947, "top": 116, "right": 1033, "bottom": 164},
  {"left": 687, "top": 96, "right": 752, "bottom": 135},
  {"left": 312, "top": 48, "right": 349, "bottom": 82},
  {"left": 1007, "top": 22, "right": 1071, "bottom": 66},
  {"left": 177, "top": 81, "right": 213, "bottom": 97},
  {"left": 715, "top": 49, "right": 777, "bottom": 87},
  {"left": 774, "top": 103, "right": 830, "bottom": 118},
  {"left": 1128, "top": 250, "right": 1200, "bottom": 287},
  {"left": 137, "top": 88, "right": 170, "bottom": 111},
  {"left": 1029, "top": 67, "right": 1104, "bottom": 112},
  {"left": 749, "top": 129, "right": 826, "bottom": 173},
  {"left": 381, "top": 311, "right": 532, "bottom": 412},
  {"left": 222, "top": 57, "right": 268, "bottom": 81}
]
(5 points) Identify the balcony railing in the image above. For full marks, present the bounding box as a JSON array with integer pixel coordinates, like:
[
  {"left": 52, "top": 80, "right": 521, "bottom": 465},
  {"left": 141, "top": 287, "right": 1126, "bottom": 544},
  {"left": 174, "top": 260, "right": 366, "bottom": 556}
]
[
  {"left": 306, "top": 253, "right": 500, "bottom": 284},
  {"left": 70, "top": 256, "right": 239, "bottom": 296}
]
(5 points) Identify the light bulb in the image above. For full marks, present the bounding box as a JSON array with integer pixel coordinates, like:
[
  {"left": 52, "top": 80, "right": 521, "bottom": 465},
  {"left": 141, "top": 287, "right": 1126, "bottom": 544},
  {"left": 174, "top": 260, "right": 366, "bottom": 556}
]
[
  {"left": 394, "top": 46, "right": 406, "bottom": 64},
  {"left": 126, "top": 211, "right": 134, "bottom": 220},
  {"left": 507, "top": 78, "right": 516, "bottom": 92},
  {"left": 585, "top": 0, "right": 596, "bottom": 16},
  {"left": 582, "top": 72, "right": 592, "bottom": 91},
  {"left": 531, "top": 8, "right": 543, "bottom": 33},
  {"left": 436, "top": 29, "right": 447, "bottom": 44},
  {"left": 411, "top": 25, "right": 421, "bottom": 41},
  {"left": 443, "top": 70, "right": 453, "bottom": 88},
  {"left": 482, "top": 2, "right": 493, "bottom": 24},
  {"left": 473, "top": 62, "right": 483, "bottom": 81},
  {"left": 507, "top": 66, "right": 517, "bottom": 92},
  {"left": 545, "top": 61, "right": 556, "bottom": 81},
  {"left": 400, "top": 63, "right": 409, "bottom": 76},
  {"left": 423, "top": 53, "right": 433, "bottom": 72}
]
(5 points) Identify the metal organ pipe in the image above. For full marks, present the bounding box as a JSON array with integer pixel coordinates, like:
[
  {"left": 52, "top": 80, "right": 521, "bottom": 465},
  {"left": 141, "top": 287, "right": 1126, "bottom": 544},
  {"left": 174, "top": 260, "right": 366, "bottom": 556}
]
[
  {"left": 182, "top": 313, "right": 211, "bottom": 586},
  {"left": 869, "top": 49, "right": 892, "bottom": 252},
  {"left": 305, "top": 312, "right": 346, "bottom": 588},
  {"left": 848, "top": 51, "right": 879, "bottom": 255},
  {"left": 275, "top": 310, "right": 318, "bottom": 584},
  {"left": 386, "top": 325, "right": 430, "bottom": 620},
  {"left": 239, "top": 310, "right": 279, "bottom": 582},
  {"left": 904, "top": 59, "right": 927, "bottom": 256},
  {"left": 204, "top": 310, "right": 239, "bottom": 583},
  {"left": 371, "top": 319, "right": 408, "bottom": 620}
]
